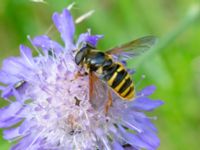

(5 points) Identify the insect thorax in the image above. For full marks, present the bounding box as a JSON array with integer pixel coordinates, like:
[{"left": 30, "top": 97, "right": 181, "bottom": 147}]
[{"left": 84, "top": 50, "right": 113, "bottom": 76}]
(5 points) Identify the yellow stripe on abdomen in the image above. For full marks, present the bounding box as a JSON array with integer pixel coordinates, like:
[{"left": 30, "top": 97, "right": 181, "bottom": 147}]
[
  {"left": 103, "top": 62, "right": 135, "bottom": 101},
  {"left": 120, "top": 83, "right": 133, "bottom": 97},
  {"left": 112, "top": 73, "right": 135, "bottom": 100},
  {"left": 114, "top": 74, "right": 129, "bottom": 92},
  {"left": 125, "top": 89, "right": 135, "bottom": 100},
  {"left": 107, "top": 72, "right": 118, "bottom": 86}
]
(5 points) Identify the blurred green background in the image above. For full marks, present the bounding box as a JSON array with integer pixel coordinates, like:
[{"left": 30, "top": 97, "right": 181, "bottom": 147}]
[{"left": 0, "top": 0, "right": 200, "bottom": 149}]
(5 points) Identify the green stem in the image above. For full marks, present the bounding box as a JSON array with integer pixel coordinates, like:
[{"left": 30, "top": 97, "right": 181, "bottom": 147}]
[{"left": 135, "top": 5, "right": 200, "bottom": 67}]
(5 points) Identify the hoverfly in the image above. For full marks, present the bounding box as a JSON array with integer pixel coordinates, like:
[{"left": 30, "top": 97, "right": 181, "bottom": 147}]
[{"left": 75, "top": 36, "right": 157, "bottom": 113}]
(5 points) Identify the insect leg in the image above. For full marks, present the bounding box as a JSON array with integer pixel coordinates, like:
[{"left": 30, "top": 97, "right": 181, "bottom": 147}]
[
  {"left": 73, "top": 68, "right": 88, "bottom": 80},
  {"left": 104, "top": 89, "right": 113, "bottom": 115},
  {"left": 74, "top": 71, "right": 83, "bottom": 79},
  {"left": 89, "top": 72, "right": 98, "bottom": 102},
  {"left": 89, "top": 71, "right": 93, "bottom": 102}
]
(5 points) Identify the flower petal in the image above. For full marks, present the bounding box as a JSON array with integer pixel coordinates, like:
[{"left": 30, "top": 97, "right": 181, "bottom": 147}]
[
  {"left": 132, "top": 97, "right": 164, "bottom": 111},
  {"left": 118, "top": 125, "right": 150, "bottom": 149},
  {"left": 3, "top": 127, "right": 21, "bottom": 140},
  {"left": 123, "top": 111, "right": 157, "bottom": 132},
  {"left": 10, "top": 134, "right": 38, "bottom": 150},
  {"left": 1, "top": 85, "right": 14, "bottom": 98},
  {"left": 0, "top": 102, "right": 22, "bottom": 121},
  {"left": 76, "top": 32, "right": 103, "bottom": 48},
  {"left": 0, "top": 71, "right": 19, "bottom": 84},
  {"left": 0, "top": 118, "right": 22, "bottom": 128},
  {"left": 20, "top": 45, "right": 34, "bottom": 66},
  {"left": 19, "top": 119, "right": 36, "bottom": 134},
  {"left": 2, "top": 57, "right": 30, "bottom": 79},
  {"left": 32, "top": 35, "right": 63, "bottom": 54},
  {"left": 138, "top": 117, "right": 158, "bottom": 132},
  {"left": 137, "top": 85, "right": 156, "bottom": 96},
  {"left": 52, "top": 9, "right": 75, "bottom": 48},
  {"left": 112, "top": 141, "right": 124, "bottom": 150},
  {"left": 139, "top": 131, "right": 160, "bottom": 149}
]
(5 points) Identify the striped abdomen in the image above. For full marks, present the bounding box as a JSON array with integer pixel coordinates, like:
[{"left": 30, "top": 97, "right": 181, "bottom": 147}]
[{"left": 103, "top": 63, "right": 135, "bottom": 100}]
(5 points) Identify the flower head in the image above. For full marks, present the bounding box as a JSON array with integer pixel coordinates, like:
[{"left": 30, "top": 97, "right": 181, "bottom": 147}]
[{"left": 0, "top": 9, "right": 163, "bottom": 150}]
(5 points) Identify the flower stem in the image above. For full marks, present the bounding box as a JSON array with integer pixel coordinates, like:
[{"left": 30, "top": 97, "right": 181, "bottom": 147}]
[{"left": 135, "top": 4, "right": 200, "bottom": 67}]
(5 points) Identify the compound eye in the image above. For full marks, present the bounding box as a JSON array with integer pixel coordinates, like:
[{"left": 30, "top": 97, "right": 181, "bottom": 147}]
[{"left": 75, "top": 51, "right": 85, "bottom": 65}]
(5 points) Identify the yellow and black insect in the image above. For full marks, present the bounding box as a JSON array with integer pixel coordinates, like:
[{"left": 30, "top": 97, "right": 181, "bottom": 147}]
[{"left": 75, "top": 36, "right": 157, "bottom": 112}]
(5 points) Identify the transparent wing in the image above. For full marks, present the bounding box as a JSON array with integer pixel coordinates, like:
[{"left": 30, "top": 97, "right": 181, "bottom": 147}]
[
  {"left": 89, "top": 72, "right": 108, "bottom": 111},
  {"left": 106, "top": 36, "right": 157, "bottom": 60}
]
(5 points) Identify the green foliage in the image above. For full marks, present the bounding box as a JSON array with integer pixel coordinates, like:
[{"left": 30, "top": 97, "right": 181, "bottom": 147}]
[{"left": 0, "top": 0, "right": 199, "bottom": 149}]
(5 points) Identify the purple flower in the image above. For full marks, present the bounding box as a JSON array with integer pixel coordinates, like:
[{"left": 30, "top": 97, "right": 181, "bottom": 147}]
[{"left": 0, "top": 9, "right": 163, "bottom": 150}]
